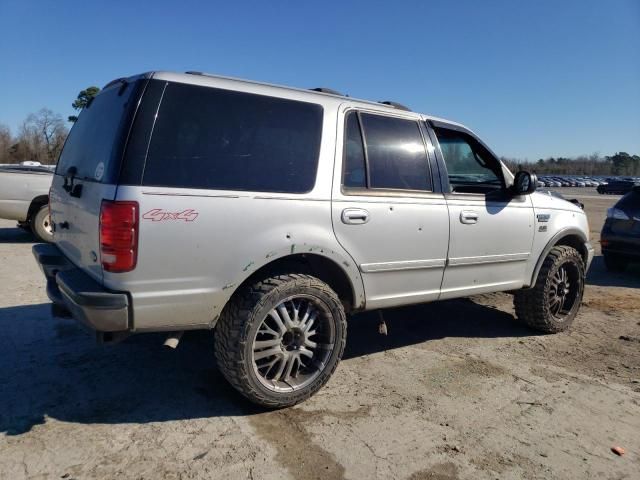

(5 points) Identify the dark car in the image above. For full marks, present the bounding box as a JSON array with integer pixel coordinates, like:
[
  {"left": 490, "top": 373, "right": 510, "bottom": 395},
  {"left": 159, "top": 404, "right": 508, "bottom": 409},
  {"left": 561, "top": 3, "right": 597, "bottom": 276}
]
[
  {"left": 597, "top": 180, "right": 639, "bottom": 195},
  {"left": 601, "top": 186, "right": 640, "bottom": 271}
]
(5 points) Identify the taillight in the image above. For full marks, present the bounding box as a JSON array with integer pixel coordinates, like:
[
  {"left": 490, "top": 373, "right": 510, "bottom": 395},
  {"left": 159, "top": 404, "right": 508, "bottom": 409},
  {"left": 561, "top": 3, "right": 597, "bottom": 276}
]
[{"left": 100, "top": 200, "right": 139, "bottom": 273}]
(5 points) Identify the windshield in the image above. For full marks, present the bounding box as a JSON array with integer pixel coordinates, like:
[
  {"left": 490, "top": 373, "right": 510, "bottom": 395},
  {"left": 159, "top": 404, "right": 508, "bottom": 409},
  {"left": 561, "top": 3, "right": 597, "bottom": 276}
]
[{"left": 56, "top": 81, "right": 138, "bottom": 183}]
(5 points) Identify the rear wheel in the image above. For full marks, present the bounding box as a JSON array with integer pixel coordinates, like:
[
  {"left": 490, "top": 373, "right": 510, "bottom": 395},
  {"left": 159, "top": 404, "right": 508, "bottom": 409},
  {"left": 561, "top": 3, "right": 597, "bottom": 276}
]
[
  {"left": 514, "top": 246, "right": 585, "bottom": 333},
  {"left": 214, "top": 274, "right": 346, "bottom": 408},
  {"left": 31, "top": 205, "right": 53, "bottom": 243},
  {"left": 603, "top": 253, "right": 627, "bottom": 273}
]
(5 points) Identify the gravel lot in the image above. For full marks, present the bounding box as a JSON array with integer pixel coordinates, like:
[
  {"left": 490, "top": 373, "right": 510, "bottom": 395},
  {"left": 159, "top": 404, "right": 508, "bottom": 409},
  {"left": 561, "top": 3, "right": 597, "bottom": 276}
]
[{"left": 1, "top": 188, "right": 639, "bottom": 480}]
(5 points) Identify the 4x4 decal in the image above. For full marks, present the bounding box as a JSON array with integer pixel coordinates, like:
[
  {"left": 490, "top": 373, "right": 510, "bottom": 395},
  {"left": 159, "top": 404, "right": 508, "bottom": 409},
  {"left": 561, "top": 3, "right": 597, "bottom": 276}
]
[{"left": 142, "top": 209, "right": 199, "bottom": 222}]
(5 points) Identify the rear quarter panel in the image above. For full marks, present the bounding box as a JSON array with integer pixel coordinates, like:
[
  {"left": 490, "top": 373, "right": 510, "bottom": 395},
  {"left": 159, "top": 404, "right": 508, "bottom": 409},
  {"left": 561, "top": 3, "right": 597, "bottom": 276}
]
[
  {"left": 109, "top": 187, "right": 364, "bottom": 331},
  {"left": 109, "top": 101, "right": 364, "bottom": 331}
]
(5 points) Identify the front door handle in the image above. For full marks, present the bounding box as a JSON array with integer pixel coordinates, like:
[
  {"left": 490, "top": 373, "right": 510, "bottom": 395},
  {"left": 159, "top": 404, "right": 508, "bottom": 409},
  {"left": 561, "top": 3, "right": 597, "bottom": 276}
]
[
  {"left": 460, "top": 210, "right": 479, "bottom": 224},
  {"left": 342, "top": 208, "right": 370, "bottom": 225}
]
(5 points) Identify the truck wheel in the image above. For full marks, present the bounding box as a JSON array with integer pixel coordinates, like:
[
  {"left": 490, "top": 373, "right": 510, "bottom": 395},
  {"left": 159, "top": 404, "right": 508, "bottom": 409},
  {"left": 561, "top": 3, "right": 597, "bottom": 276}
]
[
  {"left": 514, "top": 246, "right": 585, "bottom": 333},
  {"left": 31, "top": 205, "right": 53, "bottom": 243},
  {"left": 603, "top": 253, "right": 627, "bottom": 273},
  {"left": 214, "top": 274, "right": 347, "bottom": 408}
]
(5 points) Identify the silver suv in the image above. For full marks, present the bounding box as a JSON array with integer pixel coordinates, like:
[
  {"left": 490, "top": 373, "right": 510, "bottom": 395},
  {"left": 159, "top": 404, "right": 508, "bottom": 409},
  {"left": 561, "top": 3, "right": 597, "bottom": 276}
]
[{"left": 34, "top": 71, "right": 594, "bottom": 407}]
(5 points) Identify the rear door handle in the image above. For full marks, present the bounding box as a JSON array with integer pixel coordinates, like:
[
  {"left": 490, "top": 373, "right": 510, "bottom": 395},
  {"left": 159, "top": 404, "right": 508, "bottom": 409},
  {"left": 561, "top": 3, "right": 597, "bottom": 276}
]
[
  {"left": 460, "top": 210, "right": 479, "bottom": 224},
  {"left": 342, "top": 208, "right": 370, "bottom": 225}
]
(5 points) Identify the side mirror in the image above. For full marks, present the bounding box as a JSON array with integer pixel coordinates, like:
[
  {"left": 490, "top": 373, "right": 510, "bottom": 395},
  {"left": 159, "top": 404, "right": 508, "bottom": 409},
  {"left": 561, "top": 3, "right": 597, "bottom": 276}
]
[{"left": 513, "top": 171, "right": 537, "bottom": 195}]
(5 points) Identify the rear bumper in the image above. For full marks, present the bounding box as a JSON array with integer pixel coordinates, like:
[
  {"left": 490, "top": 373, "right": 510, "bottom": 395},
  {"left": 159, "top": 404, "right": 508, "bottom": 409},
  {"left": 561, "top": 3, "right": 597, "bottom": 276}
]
[{"left": 32, "top": 244, "right": 130, "bottom": 332}]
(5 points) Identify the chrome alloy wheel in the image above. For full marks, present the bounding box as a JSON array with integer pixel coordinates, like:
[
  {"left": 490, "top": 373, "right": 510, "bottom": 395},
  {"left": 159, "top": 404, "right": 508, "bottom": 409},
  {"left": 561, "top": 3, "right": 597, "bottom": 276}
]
[
  {"left": 548, "top": 263, "right": 581, "bottom": 320},
  {"left": 251, "top": 295, "right": 335, "bottom": 392}
]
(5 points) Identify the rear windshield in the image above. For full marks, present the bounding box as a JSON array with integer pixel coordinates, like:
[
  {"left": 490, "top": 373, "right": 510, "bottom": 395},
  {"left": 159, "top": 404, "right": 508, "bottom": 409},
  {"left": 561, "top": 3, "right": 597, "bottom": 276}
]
[
  {"left": 616, "top": 189, "right": 640, "bottom": 210},
  {"left": 56, "top": 81, "right": 139, "bottom": 183},
  {"left": 141, "top": 82, "right": 323, "bottom": 193}
]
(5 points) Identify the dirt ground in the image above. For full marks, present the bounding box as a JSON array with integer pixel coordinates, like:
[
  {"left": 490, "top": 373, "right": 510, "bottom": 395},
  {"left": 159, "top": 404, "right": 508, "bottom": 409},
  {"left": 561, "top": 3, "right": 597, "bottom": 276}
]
[{"left": 1, "top": 188, "right": 638, "bottom": 480}]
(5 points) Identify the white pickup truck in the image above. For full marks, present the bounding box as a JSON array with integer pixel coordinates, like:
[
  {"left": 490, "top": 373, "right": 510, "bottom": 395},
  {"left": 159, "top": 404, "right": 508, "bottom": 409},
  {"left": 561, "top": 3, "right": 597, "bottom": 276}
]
[{"left": 0, "top": 164, "right": 54, "bottom": 241}]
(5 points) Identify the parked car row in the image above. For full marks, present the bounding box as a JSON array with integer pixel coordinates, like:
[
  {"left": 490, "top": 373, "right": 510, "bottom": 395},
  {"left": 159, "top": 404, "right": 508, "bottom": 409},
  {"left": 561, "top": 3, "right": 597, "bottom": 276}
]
[{"left": 536, "top": 175, "right": 640, "bottom": 194}]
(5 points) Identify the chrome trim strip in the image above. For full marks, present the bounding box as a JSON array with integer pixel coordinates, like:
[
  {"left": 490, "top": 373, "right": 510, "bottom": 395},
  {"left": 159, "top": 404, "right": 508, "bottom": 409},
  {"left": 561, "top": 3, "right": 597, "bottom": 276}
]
[
  {"left": 360, "top": 258, "right": 446, "bottom": 273},
  {"left": 448, "top": 252, "right": 530, "bottom": 267},
  {"left": 142, "top": 191, "right": 242, "bottom": 198}
]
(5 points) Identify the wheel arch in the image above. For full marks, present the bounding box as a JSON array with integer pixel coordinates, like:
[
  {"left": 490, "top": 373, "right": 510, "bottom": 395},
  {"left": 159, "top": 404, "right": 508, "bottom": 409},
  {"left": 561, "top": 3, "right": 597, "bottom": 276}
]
[
  {"left": 218, "top": 252, "right": 365, "bottom": 324},
  {"left": 527, "top": 228, "right": 589, "bottom": 288},
  {"left": 26, "top": 195, "right": 49, "bottom": 221}
]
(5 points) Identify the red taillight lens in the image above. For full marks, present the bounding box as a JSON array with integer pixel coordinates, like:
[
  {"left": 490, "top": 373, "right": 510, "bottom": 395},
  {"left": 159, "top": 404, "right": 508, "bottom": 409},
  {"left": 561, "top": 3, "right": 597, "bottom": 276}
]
[{"left": 100, "top": 200, "right": 139, "bottom": 273}]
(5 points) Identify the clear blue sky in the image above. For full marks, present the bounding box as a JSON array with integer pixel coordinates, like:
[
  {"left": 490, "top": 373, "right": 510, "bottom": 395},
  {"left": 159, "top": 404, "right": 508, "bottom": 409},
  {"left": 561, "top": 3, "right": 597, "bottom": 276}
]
[{"left": 1, "top": 0, "right": 638, "bottom": 160}]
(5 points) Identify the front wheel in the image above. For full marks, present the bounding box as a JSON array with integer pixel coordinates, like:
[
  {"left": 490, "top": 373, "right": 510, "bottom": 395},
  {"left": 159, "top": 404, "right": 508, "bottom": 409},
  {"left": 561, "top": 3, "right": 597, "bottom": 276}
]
[
  {"left": 214, "top": 274, "right": 346, "bottom": 408},
  {"left": 31, "top": 205, "right": 53, "bottom": 243},
  {"left": 514, "top": 246, "right": 585, "bottom": 333}
]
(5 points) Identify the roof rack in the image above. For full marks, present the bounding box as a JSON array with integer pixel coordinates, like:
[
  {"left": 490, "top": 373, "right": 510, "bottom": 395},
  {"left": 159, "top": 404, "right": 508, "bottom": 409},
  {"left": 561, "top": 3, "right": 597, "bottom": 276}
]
[
  {"left": 310, "top": 87, "right": 344, "bottom": 96},
  {"left": 179, "top": 72, "right": 412, "bottom": 111},
  {"left": 379, "top": 101, "right": 411, "bottom": 112}
]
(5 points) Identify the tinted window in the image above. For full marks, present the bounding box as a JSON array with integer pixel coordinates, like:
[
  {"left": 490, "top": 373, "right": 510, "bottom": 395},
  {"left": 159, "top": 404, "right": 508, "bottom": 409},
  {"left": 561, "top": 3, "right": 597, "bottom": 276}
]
[
  {"left": 360, "top": 113, "right": 430, "bottom": 191},
  {"left": 142, "top": 83, "right": 323, "bottom": 193},
  {"left": 343, "top": 112, "right": 366, "bottom": 188},
  {"left": 617, "top": 189, "right": 640, "bottom": 211},
  {"left": 434, "top": 128, "right": 501, "bottom": 189},
  {"left": 57, "top": 82, "right": 138, "bottom": 183}
]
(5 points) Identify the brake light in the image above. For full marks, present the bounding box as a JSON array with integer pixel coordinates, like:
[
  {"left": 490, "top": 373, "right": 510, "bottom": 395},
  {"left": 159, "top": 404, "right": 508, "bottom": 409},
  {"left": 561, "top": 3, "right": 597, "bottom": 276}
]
[{"left": 100, "top": 200, "right": 139, "bottom": 272}]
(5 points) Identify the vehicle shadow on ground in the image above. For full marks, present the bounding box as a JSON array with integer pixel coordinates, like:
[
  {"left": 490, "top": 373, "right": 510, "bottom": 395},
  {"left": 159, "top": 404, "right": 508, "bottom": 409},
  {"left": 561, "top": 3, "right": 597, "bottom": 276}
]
[
  {"left": 344, "top": 297, "right": 535, "bottom": 359},
  {"left": 586, "top": 256, "right": 640, "bottom": 288},
  {"left": 0, "top": 226, "right": 36, "bottom": 244},
  {"left": 0, "top": 299, "right": 537, "bottom": 435}
]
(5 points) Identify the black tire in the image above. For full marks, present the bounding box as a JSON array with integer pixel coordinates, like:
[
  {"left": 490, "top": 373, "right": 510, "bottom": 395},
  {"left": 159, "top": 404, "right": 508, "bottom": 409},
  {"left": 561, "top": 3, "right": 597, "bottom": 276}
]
[
  {"left": 31, "top": 205, "right": 53, "bottom": 242},
  {"left": 514, "top": 245, "right": 585, "bottom": 333},
  {"left": 214, "top": 274, "right": 347, "bottom": 408},
  {"left": 603, "top": 253, "right": 627, "bottom": 273}
]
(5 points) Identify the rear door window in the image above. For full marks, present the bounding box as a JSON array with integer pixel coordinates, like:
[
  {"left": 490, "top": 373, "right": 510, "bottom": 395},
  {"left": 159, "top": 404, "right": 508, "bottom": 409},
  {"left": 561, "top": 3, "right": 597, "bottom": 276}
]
[
  {"left": 57, "top": 81, "right": 139, "bottom": 183},
  {"left": 142, "top": 83, "right": 324, "bottom": 193},
  {"left": 342, "top": 111, "right": 431, "bottom": 192},
  {"left": 343, "top": 112, "right": 367, "bottom": 188}
]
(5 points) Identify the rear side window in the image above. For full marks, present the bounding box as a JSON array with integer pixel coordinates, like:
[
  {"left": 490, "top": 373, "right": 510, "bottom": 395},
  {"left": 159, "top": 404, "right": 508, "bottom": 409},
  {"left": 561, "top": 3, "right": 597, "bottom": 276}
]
[
  {"left": 57, "top": 81, "right": 139, "bottom": 183},
  {"left": 142, "top": 83, "right": 323, "bottom": 193},
  {"left": 342, "top": 112, "right": 431, "bottom": 192}
]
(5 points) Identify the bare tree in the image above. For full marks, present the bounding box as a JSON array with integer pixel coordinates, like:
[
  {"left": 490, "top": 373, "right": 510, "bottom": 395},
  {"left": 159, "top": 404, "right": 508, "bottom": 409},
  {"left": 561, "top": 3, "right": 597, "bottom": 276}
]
[
  {"left": 16, "top": 109, "right": 68, "bottom": 164},
  {"left": 0, "top": 123, "right": 12, "bottom": 164}
]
